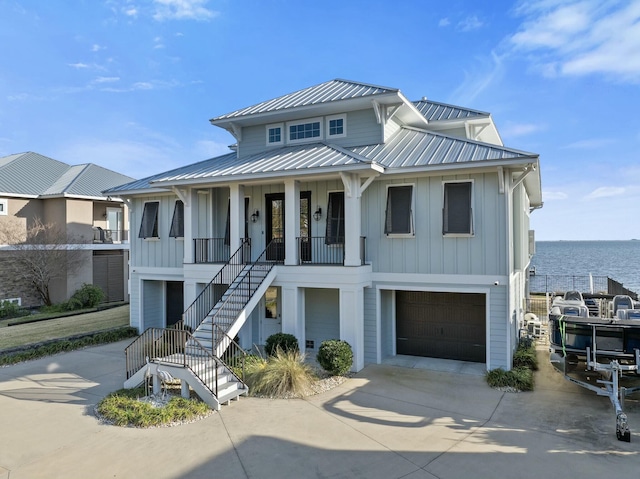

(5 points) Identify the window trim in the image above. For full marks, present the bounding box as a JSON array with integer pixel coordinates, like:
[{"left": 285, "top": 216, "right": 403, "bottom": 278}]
[
  {"left": 286, "top": 117, "right": 323, "bottom": 144},
  {"left": 169, "top": 199, "right": 184, "bottom": 238},
  {"left": 138, "top": 201, "right": 160, "bottom": 240},
  {"left": 265, "top": 123, "right": 284, "bottom": 146},
  {"left": 326, "top": 114, "right": 347, "bottom": 139},
  {"left": 442, "top": 180, "right": 474, "bottom": 237},
  {"left": 0, "top": 198, "right": 7, "bottom": 216},
  {"left": 325, "top": 191, "right": 345, "bottom": 245},
  {"left": 384, "top": 184, "right": 415, "bottom": 237}
]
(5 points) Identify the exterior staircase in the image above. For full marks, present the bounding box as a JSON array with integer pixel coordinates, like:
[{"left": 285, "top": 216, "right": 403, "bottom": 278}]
[{"left": 124, "top": 240, "right": 281, "bottom": 410}]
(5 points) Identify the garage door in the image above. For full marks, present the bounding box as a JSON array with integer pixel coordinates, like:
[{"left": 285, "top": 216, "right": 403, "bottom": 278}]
[{"left": 396, "top": 291, "right": 486, "bottom": 362}]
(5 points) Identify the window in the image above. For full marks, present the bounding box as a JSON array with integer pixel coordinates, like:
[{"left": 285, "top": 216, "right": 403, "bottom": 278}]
[
  {"left": 384, "top": 185, "right": 414, "bottom": 235},
  {"left": 169, "top": 200, "right": 184, "bottom": 238},
  {"left": 266, "top": 123, "right": 283, "bottom": 145},
  {"left": 288, "top": 118, "right": 322, "bottom": 142},
  {"left": 325, "top": 192, "right": 345, "bottom": 244},
  {"left": 443, "top": 181, "right": 473, "bottom": 235},
  {"left": 0, "top": 198, "right": 6, "bottom": 215},
  {"left": 327, "top": 114, "right": 346, "bottom": 138},
  {"left": 138, "top": 201, "right": 159, "bottom": 239}
]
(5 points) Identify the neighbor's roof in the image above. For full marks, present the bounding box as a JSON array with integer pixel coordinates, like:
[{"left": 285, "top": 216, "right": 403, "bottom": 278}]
[
  {"left": 412, "top": 100, "right": 489, "bottom": 122},
  {"left": 210, "top": 79, "right": 398, "bottom": 122},
  {"left": 0, "top": 152, "right": 135, "bottom": 198}
]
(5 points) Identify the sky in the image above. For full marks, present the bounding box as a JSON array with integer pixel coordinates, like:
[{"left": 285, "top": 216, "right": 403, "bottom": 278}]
[{"left": 1, "top": 0, "right": 639, "bottom": 241}]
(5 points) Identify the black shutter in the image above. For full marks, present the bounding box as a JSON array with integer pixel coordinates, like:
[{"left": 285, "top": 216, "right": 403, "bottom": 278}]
[
  {"left": 138, "top": 202, "right": 159, "bottom": 238},
  {"left": 325, "top": 192, "right": 344, "bottom": 245},
  {"left": 385, "top": 186, "right": 412, "bottom": 234},
  {"left": 443, "top": 182, "right": 472, "bottom": 234},
  {"left": 169, "top": 200, "right": 184, "bottom": 238}
]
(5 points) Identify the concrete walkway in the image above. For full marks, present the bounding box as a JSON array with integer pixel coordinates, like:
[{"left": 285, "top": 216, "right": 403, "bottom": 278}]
[{"left": 0, "top": 340, "right": 638, "bottom": 478}]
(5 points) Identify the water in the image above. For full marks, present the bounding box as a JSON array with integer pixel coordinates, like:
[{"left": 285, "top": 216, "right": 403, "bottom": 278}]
[{"left": 530, "top": 240, "right": 640, "bottom": 295}]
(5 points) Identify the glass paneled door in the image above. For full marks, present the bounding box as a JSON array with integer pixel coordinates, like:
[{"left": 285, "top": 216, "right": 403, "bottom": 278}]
[{"left": 265, "top": 192, "right": 311, "bottom": 262}]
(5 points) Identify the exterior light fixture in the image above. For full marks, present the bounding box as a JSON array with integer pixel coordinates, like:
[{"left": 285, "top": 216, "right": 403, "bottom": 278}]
[
  {"left": 250, "top": 210, "right": 260, "bottom": 223},
  {"left": 313, "top": 207, "right": 322, "bottom": 221}
]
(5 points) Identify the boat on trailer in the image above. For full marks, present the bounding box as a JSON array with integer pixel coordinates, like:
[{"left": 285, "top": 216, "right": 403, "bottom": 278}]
[{"left": 548, "top": 292, "right": 640, "bottom": 442}]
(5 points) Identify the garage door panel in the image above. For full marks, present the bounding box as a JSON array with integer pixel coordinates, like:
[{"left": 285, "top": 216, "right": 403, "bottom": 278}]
[{"left": 396, "top": 291, "right": 486, "bottom": 363}]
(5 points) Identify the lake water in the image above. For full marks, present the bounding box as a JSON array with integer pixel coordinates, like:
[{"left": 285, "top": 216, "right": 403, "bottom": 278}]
[{"left": 530, "top": 241, "right": 640, "bottom": 295}]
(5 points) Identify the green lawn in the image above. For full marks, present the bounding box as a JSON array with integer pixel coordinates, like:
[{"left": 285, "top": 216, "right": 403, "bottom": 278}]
[{"left": 0, "top": 305, "right": 130, "bottom": 350}]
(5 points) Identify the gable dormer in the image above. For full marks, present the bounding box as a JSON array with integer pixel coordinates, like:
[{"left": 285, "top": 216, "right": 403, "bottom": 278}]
[
  {"left": 412, "top": 99, "right": 503, "bottom": 146},
  {"left": 210, "top": 79, "right": 429, "bottom": 157}
]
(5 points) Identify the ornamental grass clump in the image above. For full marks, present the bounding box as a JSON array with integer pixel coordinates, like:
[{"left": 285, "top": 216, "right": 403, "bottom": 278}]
[
  {"left": 316, "top": 339, "right": 353, "bottom": 376},
  {"left": 245, "top": 347, "right": 315, "bottom": 398},
  {"left": 96, "top": 387, "right": 211, "bottom": 428}
]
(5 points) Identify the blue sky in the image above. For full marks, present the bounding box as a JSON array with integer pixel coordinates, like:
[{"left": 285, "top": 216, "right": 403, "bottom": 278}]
[{"left": 1, "top": 0, "right": 639, "bottom": 241}]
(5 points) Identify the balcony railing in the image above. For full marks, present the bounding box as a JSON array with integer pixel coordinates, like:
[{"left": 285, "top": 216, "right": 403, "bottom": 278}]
[
  {"left": 296, "top": 236, "right": 366, "bottom": 265},
  {"left": 93, "top": 227, "right": 128, "bottom": 243},
  {"left": 194, "top": 238, "right": 230, "bottom": 264}
]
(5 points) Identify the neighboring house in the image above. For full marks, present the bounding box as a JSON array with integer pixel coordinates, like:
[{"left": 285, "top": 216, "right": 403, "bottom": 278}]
[
  {"left": 108, "top": 79, "right": 542, "bottom": 402},
  {"left": 0, "top": 152, "right": 135, "bottom": 307}
]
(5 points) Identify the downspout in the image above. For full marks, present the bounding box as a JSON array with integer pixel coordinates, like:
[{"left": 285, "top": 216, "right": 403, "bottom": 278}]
[{"left": 504, "top": 167, "right": 514, "bottom": 370}]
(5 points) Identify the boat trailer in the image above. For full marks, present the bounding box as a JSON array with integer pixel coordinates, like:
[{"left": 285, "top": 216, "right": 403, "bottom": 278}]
[{"left": 550, "top": 324, "right": 640, "bottom": 442}]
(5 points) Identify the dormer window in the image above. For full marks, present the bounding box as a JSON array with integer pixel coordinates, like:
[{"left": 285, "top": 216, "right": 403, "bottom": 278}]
[
  {"left": 288, "top": 118, "right": 322, "bottom": 143},
  {"left": 266, "top": 123, "right": 283, "bottom": 146},
  {"left": 327, "top": 114, "right": 346, "bottom": 138}
]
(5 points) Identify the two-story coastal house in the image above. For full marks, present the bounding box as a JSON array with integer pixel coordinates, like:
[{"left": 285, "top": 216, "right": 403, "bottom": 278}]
[
  {"left": 0, "top": 152, "right": 134, "bottom": 307},
  {"left": 108, "top": 80, "right": 542, "bottom": 407}
]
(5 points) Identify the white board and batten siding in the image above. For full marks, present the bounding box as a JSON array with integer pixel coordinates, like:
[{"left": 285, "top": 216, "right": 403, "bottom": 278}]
[
  {"left": 131, "top": 196, "right": 184, "bottom": 269},
  {"left": 361, "top": 172, "right": 507, "bottom": 277},
  {"left": 304, "top": 288, "right": 340, "bottom": 351}
]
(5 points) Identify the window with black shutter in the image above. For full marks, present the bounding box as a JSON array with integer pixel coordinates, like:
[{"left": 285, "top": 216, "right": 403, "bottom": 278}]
[
  {"left": 384, "top": 185, "right": 413, "bottom": 235},
  {"left": 138, "top": 201, "right": 159, "bottom": 238},
  {"left": 443, "top": 182, "right": 473, "bottom": 235},
  {"left": 325, "top": 191, "right": 344, "bottom": 244},
  {"left": 169, "top": 200, "right": 184, "bottom": 238}
]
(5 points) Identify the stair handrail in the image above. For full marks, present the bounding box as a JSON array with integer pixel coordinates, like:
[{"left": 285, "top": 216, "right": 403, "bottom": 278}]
[
  {"left": 213, "top": 323, "right": 249, "bottom": 384},
  {"left": 209, "top": 240, "right": 283, "bottom": 351},
  {"left": 182, "top": 238, "right": 251, "bottom": 331}
]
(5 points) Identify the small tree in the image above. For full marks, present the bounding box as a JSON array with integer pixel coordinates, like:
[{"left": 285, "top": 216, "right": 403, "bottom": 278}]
[{"left": 11, "top": 218, "right": 86, "bottom": 306}]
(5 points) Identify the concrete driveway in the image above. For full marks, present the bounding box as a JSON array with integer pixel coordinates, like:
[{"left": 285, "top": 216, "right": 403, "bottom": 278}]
[{"left": 0, "top": 340, "right": 638, "bottom": 479}]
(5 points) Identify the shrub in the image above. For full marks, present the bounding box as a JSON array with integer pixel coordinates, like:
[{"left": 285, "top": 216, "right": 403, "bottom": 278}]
[
  {"left": 245, "top": 347, "right": 315, "bottom": 398},
  {"left": 96, "top": 387, "right": 211, "bottom": 427},
  {"left": 513, "top": 340, "right": 538, "bottom": 371},
  {"left": 486, "top": 367, "right": 534, "bottom": 391},
  {"left": 264, "top": 332, "right": 299, "bottom": 356},
  {"left": 316, "top": 339, "right": 353, "bottom": 376},
  {"left": 0, "top": 300, "right": 28, "bottom": 319},
  {"left": 68, "top": 283, "right": 105, "bottom": 310}
]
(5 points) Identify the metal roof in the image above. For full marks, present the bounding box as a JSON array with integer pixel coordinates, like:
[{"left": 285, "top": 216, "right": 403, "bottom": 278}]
[
  {"left": 0, "top": 152, "right": 135, "bottom": 198},
  {"left": 349, "top": 127, "right": 536, "bottom": 169},
  {"left": 210, "top": 79, "right": 398, "bottom": 122},
  {"left": 412, "top": 100, "right": 489, "bottom": 122},
  {"left": 152, "top": 143, "right": 372, "bottom": 185}
]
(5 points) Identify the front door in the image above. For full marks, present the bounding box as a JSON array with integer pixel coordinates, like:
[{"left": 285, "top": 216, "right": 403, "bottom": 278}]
[
  {"left": 265, "top": 192, "right": 311, "bottom": 262},
  {"left": 262, "top": 286, "right": 281, "bottom": 342}
]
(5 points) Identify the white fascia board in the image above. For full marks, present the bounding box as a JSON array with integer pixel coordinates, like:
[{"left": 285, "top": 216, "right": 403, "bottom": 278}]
[
  {"left": 380, "top": 156, "right": 539, "bottom": 177},
  {"left": 0, "top": 192, "right": 38, "bottom": 199}
]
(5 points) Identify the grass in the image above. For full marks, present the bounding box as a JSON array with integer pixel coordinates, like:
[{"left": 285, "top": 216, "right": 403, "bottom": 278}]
[
  {"left": 96, "top": 386, "right": 211, "bottom": 428},
  {"left": 0, "top": 304, "right": 130, "bottom": 350},
  {"left": 245, "top": 348, "right": 317, "bottom": 398}
]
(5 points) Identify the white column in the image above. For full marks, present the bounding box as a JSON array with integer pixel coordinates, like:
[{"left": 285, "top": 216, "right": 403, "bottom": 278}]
[
  {"left": 343, "top": 173, "right": 362, "bottom": 267},
  {"left": 229, "top": 184, "right": 245, "bottom": 252},
  {"left": 284, "top": 179, "right": 300, "bottom": 266},
  {"left": 281, "top": 286, "right": 305, "bottom": 347},
  {"left": 340, "top": 286, "right": 364, "bottom": 371},
  {"left": 183, "top": 188, "right": 196, "bottom": 264}
]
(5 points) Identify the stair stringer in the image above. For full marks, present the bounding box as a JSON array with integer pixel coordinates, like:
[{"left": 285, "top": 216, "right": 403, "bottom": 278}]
[{"left": 213, "top": 267, "right": 278, "bottom": 358}]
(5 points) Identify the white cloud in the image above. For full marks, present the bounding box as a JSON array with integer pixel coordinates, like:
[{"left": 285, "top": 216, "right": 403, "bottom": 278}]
[
  {"left": 152, "top": 0, "right": 218, "bottom": 22},
  {"left": 585, "top": 186, "right": 626, "bottom": 199},
  {"left": 542, "top": 190, "right": 569, "bottom": 200},
  {"left": 93, "top": 76, "right": 120, "bottom": 84},
  {"left": 501, "top": 122, "right": 546, "bottom": 138},
  {"left": 457, "top": 15, "right": 484, "bottom": 32},
  {"left": 509, "top": 0, "right": 640, "bottom": 82},
  {"left": 563, "top": 138, "right": 616, "bottom": 149},
  {"left": 124, "top": 7, "right": 138, "bottom": 17},
  {"left": 91, "top": 44, "right": 105, "bottom": 52},
  {"left": 438, "top": 18, "right": 450, "bottom": 27},
  {"left": 68, "top": 62, "right": 90, "bottom": 69},
  {"left": 450, "top": 51, "right": 504, "bottom": 104}
]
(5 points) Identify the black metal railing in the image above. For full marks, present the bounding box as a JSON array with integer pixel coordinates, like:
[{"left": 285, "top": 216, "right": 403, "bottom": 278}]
[
  {"left": 214, "top": 324, "right": 248, "bottom": 383},
  {"left": 194, "top": 238, "right": 230, "bottom": 263},
  {"left": 296, "top": 236, "right": 366, "bottom": 265},
  {"left": 93, "top": 227, "right": 128, "bottom": 243},
  {"left": 529, "top": 274, "right": 637, "bottom": 299},
  {"left": 183, "top": 239, "right": 250, "bottom": 331},
  {"left": 208, "top": 241, "right": 282, "bottom": 351}
]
